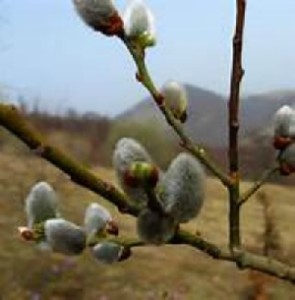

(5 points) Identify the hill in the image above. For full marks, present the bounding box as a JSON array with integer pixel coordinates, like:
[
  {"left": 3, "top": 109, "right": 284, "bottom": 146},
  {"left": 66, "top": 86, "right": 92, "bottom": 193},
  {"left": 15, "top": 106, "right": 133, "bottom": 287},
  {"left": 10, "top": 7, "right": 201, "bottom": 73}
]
[
  {"left": 118, "top": 86, "right": 295, "bottom": 147},
  {"left": 118, "top": 85, "right": 227, "bottom": 146}
]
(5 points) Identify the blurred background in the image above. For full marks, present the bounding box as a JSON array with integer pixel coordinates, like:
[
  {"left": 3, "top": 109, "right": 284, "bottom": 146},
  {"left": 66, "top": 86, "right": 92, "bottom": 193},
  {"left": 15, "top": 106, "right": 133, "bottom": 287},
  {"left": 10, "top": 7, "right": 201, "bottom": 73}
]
[{"left": 1, "top": 1, "right": 295, "bottom": 299}]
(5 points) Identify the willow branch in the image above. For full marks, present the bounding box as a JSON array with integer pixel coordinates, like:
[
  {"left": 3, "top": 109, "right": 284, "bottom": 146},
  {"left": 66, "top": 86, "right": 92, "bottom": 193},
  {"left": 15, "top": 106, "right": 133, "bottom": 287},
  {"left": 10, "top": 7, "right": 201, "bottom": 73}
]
[
  {"left": 176, "top": 229, "right": 295, "bottom": 284},
  {"left": 107, "top": 229, "right": 295, "bottom": 284},
  {"left": 229, "top": 2, "right": 246, "bottom": 174},
  {"left": 120, "top": 39, "right": 231, "bottom": 188},
  {"left": 227, "top": 0, "right": 246, "bottom": 250},
  {"left": 239, "top": 165, "right": 279, "bottom": 206},
  {"left": 232, "top": 250, "right": 295, "bottom": 284}
]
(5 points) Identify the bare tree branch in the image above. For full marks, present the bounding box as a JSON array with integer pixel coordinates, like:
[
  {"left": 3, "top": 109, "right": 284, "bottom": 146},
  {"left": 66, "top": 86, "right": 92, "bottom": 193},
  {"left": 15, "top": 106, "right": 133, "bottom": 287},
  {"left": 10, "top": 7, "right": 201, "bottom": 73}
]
[
  {"left": 174, "top": 230, "right": 295, "bottom": 284},
  {"left": 227, "top": 0, "right": 246, "bottom": 250}
]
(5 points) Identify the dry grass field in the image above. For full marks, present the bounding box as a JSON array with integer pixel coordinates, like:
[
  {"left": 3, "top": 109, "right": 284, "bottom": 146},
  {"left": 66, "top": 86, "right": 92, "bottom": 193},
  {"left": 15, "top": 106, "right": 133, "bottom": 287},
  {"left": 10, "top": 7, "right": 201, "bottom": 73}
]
[{"left": 0, "top": 144, "right": 295, "bottom": 299}]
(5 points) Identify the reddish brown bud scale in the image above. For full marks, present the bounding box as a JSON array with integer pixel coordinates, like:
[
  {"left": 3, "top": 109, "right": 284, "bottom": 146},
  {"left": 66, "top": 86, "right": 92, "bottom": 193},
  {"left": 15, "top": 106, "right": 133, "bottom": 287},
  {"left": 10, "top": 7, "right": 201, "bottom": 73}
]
[
  {"left": 118, "top": 247, "right": 132, "bottom": 262},
  {"left": 279, "top": 161, "right": 295, "bottom": 176},
  {"left": 135, "top": 72, "right": 143, "bottom": 82},
  {"left": 147, "top": 166, "right": 159, "bottom": 188},
  {"left": 155, "top": 93, "right": 164, "bottom": 106},
  {"left": 179, "top": 111, "right": 187, "bottom": 123},
  {"left": 123, "top": 163, "right": 159, "bottom": 188},
  {"left": 92, "top": 13, "right": 124, "bottom": 36},
  {"left": 103, "top": 13, "right": 124, "bottom": 36},
  {"left": 18, "top": 227, "right": 35, "bottom": 241},
  {"left": 105, "top": 220, "right": 119, "bottom": 236},
  {"left": 123, "top": 169, "right": 140, "bottom": 188},
  {"left": 279, "top": 162, "right": 292, "bottom": 176},
  {"left": 273, "top": 136, "right": 292, "bottom": 150}
]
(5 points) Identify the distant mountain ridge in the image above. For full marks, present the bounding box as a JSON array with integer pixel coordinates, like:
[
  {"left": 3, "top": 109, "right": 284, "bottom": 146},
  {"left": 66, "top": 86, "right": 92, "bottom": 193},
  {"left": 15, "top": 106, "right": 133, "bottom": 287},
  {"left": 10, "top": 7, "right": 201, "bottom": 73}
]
[{"left": 118, "top": 85, "right": 295, "bottom": 146}]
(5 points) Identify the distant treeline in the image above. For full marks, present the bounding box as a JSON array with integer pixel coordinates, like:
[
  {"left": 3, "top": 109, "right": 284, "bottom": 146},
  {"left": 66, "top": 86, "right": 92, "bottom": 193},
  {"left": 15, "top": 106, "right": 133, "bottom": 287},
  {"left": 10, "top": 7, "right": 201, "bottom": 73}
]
[
  {"left": 1, "top": 103, "right": 292, "bottom": 185},
  {"left": 18, "top": 105, "right": 180, "bottom": 168}
]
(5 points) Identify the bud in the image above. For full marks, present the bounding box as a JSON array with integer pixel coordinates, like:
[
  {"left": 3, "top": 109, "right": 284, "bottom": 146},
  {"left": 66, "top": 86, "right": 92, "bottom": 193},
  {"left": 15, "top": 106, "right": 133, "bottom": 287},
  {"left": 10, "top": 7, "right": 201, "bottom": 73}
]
[
  {"left": 113, "top": 138, "right": 158, "bottom": 204},
  {"left": 91, "top": 242, "right": 127, "bottom": 264},
  {"left": 73, "top": 0, "right": 123, "bottom": 36},
  {"left": 18, "top": 226, "right": 52, "bottom": 251},
  {"left": 18, "top": 226, "right": 35, "bottom": 241},
  {"left": 158, "top": 153, "right": 205, "bottom": 223},
  {"left": 273, "top": 135, "right": 292, "bottom": 151},
  {"left": 273, "top": 105, "right": 295, "bottom": 142},
  {"left": 124, "top": 161, "right": 159, "bottom": 188},
  {"left": 25, "top": 181, "right": 59, "bottom": 229},
  {"left": 84, "top": 203, "right": 118, "bottom": 241},
  {"left": 136, "top": 209, "right": 176, "bottom": 245},
  {"left": 279, "top": 143, "right": 295, "bottom": 175},
  {"left": 123, "top": 0, "right": 156, "bottom": 47},
  {"left": 44, "top": 219, "right": 86, "bottom": 255},
  {"left": 161, "top": 81, "right": 188, "bottom": 123}
]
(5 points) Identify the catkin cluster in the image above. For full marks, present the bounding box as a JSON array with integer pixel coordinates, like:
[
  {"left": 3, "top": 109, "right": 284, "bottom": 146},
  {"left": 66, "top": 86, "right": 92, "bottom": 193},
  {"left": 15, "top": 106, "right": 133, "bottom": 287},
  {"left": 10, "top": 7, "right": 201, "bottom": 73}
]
[
  {"left": 73, "top": 0, "right": 156, "bottom": 47},
  {"left": 273, "top": 105, "right": 295, "bottom": 175},
  {"left": 113, "top": 138, "right": 205, "bottom": 245},
  {"left": 19, "top": 182, "right": 129, "bottom": 264},
  {"left": 18, "top": 0, "right": 205, "bottom": 263}
]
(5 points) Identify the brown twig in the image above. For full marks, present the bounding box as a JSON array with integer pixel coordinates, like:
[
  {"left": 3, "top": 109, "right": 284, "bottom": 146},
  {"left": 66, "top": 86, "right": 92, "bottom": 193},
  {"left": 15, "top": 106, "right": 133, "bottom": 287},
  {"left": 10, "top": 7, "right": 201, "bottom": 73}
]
[
  {"left": 174, "top": 230, "right": 295, "bottom": 284},
  {"left": 227, "top": 0, "right": 246, "bottom": 250}
]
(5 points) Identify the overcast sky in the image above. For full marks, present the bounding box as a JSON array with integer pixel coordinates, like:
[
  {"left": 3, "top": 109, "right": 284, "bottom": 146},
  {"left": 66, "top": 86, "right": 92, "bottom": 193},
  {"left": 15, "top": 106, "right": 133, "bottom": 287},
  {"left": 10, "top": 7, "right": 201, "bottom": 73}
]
[{"left": 0, "top": 1, "right": 294, "bottom": 116}]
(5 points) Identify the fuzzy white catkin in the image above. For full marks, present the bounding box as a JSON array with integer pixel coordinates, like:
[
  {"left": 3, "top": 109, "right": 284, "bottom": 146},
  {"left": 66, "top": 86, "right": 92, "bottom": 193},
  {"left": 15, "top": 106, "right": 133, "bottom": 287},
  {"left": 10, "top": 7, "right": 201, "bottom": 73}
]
[
  {"left": 73, "top": 0, "right": 117, "bottom": 29},
  {"left": 123, "top": 0, "right": 155, "bottom": 38},
  {"left": 92, "top": 242, "right": 123, "bottom": 264},
  {"left": 273, "top": 105, "right": 295, "bottom": 137},
  {"left": 25, "top": 181, "right": 59, "bottom": 229},
  {"left": 113, "top": 138, "right": 157, "bottom": 204},
  {"left": 161, "top": 81, "right": 188, "bottom": 122},
  {"left": 158, "top": 153, "right": 205, "bottom": 223},
  {"left": 44, "top": 219, "right": 86, "bottom": 255},
  {"left": 136, "top": 209, "right": 176, "bottom": 245},
  {"left": 84, "top": 203, "right": 111, "bottom": 238}
]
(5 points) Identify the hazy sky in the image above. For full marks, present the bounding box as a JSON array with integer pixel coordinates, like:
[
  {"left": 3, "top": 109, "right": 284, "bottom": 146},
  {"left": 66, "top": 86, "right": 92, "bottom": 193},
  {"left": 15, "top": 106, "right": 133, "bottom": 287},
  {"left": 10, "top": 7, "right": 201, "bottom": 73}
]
[{"left": 0, "top": 1, "right": 294, "bottom": 116}]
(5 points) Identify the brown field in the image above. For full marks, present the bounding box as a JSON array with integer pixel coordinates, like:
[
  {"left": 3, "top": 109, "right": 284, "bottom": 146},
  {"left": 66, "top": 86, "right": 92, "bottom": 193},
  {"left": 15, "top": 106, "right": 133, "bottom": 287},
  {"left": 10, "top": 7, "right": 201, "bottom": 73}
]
[{"left": 0, "top": 147, "right": 295, "bottom": 300}]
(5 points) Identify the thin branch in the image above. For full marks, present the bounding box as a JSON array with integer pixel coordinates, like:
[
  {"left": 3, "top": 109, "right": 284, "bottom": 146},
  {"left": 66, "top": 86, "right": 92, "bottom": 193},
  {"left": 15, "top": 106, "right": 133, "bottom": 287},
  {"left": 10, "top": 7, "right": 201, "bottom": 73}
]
[
  {"left": 173, "top": 229, "right": 232, "bottom": 260},
  {"left": 120, "top": 39, "right": 232, "bottom": 188},
  {"left": 229, "top": 1, "right": 246, "bottom": 175},
  {"left": 227, "top": 0, "right": 246, "bottom": 250},
  {"left": 176, "top": 230, "right": 295, "bottom": 284},
  {"left": 232, "top": 250, "right": 295, "bottom": 284},
  {"left": 239, "top": 166, "right": 279, "bottom": 206},
  {"left": 102, "top": 229, "right": 295, "bottom": 284},
  {"left": 164, "top": 229, "right": 295, "bottom": 284}
]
